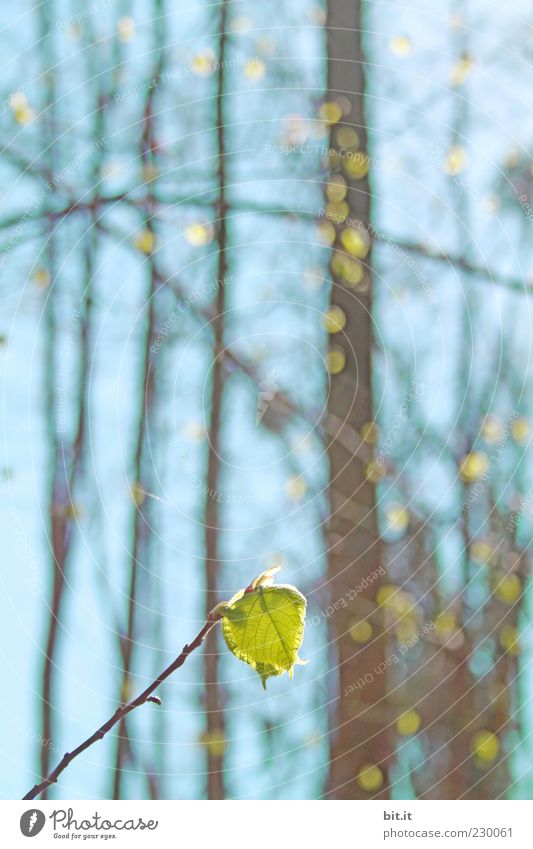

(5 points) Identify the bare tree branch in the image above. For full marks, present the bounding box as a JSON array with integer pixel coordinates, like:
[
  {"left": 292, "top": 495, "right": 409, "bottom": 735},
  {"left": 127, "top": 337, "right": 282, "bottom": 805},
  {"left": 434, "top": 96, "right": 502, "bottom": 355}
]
[
  {"left": 374, "top": 232, "right": 531, "bottom": 296},
  {"left": 23, "top": 617, "right": 219, "bottom": 801}
]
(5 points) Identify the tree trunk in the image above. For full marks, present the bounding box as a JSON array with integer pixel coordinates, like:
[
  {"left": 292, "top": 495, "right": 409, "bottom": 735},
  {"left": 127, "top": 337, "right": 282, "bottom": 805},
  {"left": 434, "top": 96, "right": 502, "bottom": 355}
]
[{"left": 325, "top": 0, "right": 392, "bottom": 799}]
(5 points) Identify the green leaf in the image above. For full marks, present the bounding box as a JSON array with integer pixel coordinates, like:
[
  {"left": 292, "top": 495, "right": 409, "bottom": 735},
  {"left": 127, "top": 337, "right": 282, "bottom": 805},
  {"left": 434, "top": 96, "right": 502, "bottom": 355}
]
[{"left": 220, "top": 580, "right": 307, "bottom": 689}]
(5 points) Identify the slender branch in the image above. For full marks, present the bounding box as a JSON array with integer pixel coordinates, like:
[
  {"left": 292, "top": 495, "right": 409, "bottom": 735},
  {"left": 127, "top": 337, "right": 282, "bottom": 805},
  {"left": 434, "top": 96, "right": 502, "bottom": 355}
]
[
  {"left": 23, "top": 617, "right": 218, "bottom": 801},
  {"left": 374, "top": 231, "right": 531, "bottom": 296}
]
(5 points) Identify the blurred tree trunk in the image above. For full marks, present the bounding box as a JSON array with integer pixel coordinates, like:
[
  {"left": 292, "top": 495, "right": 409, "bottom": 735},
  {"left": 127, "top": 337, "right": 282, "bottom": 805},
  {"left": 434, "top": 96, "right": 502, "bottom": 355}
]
[
  {"left": 325, "top": 0, "right": 392, "bottom": 799},
  {"left": 38, "top": 0, "right": 73, "bottom": 797},
  {"left": 202, "top": 0, "right": 229, "bottom": 801},
  {"left": 112, "top": 1, "right": 165, "bottom": 797}
]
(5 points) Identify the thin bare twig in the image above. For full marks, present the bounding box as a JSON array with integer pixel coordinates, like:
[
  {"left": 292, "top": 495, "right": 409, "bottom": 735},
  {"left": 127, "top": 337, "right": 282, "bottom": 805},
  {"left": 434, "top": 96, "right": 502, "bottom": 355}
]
[{"left": 23, "top": 617, "right": 218, "bottom": 801}]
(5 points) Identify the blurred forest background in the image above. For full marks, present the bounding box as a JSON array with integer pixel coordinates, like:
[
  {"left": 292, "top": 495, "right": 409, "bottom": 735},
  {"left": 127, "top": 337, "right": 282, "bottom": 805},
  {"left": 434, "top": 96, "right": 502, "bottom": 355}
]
[{"left": 2, "top": 0, "right": 533, "bottom": 800}]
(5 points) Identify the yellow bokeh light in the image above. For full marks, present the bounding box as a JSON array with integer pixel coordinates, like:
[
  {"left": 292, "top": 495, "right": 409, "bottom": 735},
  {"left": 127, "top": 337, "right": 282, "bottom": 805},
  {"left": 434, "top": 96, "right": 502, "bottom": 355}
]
[
  {"left": 323, "top": 306, "right": 347, "bottom": 334},
  {"left": 471, "top": 730, "right": 499, "bottom": 764},
  {"left": 380, "top": 586, "right": 416, "bottom": 617},
  {"left": 389, "top": 35, "right": 412, "bottom": 57},
  {"left": 285, "top": 475, "right": 307, "bottom": 502},
  {"left": 482, "top": 193, "right": 500, "bottom": 215},
  {"left": 343, "top": 152, "right": 370, "bottom": 179},
  {"left": 198, "top": 729, "right": 227, "bottom": 757},
  {"left": 340, "top": 226, "right": 370, "bottom": 258},
  {"left": 318, "top": 101, "right": 342, "bottom": 125},
  {"left": 499, "top": 624, "right": 520, "bottom": 655},
  {"left": 344, "top": 264, "right": 366, "bottom": 289},
  {"left": 326, "top": 176, "right": 347, "bottom": 202},
  {"left": 395, "top": 616, "right": 418, "bottom": 642},
  {"left": 133, "top": 230, "right": 155, "bottom": 254},
  {"left": 459, "top": 451, "right": 488, "bottom": 483},
  {"left": 245, "top": 58, "right": 266, "bottom": 80},
  {"left": 327, "top": 346, "right": 346, "bottom": 375},
  {"left": 450, "top": 55, "right": 474, "bottom": 87},
  {"left": 9, "top": 91, "right": 35, "bottom": 125},
  {"left": 442, "top": 145, "right": 469, "bottom": 176},
  {"left": 357, "top": 764, "right": 384, "bottom": 791},
  {"left": 336, "top": 127, "right": 359, "bottom": 149},
  {"left": 185, "top": 222, "right": 214, "bottom": 246},
  {"left": 130, "top": 482, "right": 145, "bottom": 506},
  {"left": 361, "top": 421, "right": 379, "bottom": 444},
  {"left": 376, "top": 584, "right": 398, "bottom": 606},
  {"left": 511, "top": 417, "right": 530, "bottom": 444},
  {"left": 142, "top": 163, "right": 158, "bottom": 183},
  {"left": 326, "top": 201, "right": 349, "bottom": 222},
  {"left": 396, "top": 710, "right": 421, "bottom": 736},
  {"left": 434, "top": 611, "right": 457, "bottom": 638},
  {"left": 32, "top": 268, "right": 50, "bottom": 289},
  {"left": 494, "top": 574, "right": 521, "bottom": 604},
  {"left": 481, "top": 414, "right": 503, "bottom": 444},
  {"left": 385, "top": 502, "right": 409, "bottom": 533},
  {"left": 191, "top": 51, "right": 215, "bottom": 76},
  {"left": 331, "top": 253, "right": 365, "bottom": 287},
  {"left": 350, "top": 620, "right": 373, "bottom": 643},
  {"left": 366, "top": 459, "right": 386, "bottom": 483},
  {"left": 470, "top": 539, "right": 494, "bottom": 564}
]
